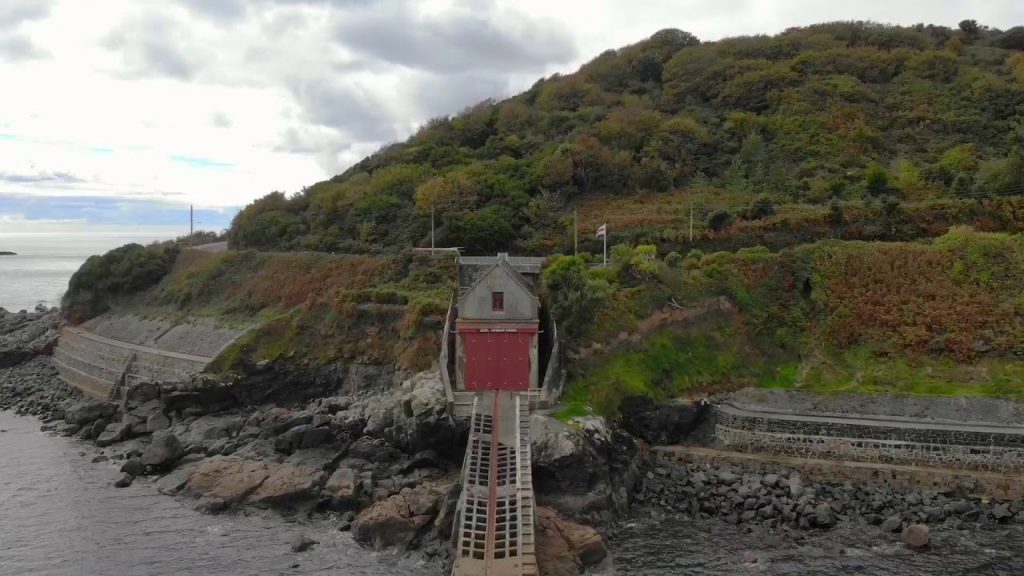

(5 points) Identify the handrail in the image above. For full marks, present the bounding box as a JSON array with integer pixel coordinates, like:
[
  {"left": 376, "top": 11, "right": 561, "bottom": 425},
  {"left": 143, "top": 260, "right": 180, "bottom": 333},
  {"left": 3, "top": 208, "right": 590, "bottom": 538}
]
[{"left": 439, "top": 293, "right": 455, "bottom": 406}]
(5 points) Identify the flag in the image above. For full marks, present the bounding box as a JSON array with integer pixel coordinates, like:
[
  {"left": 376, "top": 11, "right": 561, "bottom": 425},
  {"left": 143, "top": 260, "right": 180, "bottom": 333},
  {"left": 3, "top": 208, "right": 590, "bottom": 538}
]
[{"left": 595, "top": 224, "right": 607, "bottom": 238}]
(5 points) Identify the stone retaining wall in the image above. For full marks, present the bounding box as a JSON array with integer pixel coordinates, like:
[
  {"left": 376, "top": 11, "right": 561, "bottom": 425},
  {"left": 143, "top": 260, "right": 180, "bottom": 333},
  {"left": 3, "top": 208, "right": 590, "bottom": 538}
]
[
  {"left": 716, "top": 403, "right": 1024, "bottom": 473},
  {"left": 54, "top": 326, "right": 214, "bottom": 400}
]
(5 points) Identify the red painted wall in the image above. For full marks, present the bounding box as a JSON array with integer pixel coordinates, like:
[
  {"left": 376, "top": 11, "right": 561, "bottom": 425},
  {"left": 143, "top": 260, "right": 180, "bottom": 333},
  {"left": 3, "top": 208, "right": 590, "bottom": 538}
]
[{"left": 463, "top": 331, "right": 531, "bottom": 391}]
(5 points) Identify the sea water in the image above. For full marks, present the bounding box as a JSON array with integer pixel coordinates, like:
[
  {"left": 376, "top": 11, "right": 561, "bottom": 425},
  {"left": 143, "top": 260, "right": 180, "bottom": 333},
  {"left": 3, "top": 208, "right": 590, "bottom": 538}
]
[{"left": 0, "top": 233, "right": 173, "bottom": 312}]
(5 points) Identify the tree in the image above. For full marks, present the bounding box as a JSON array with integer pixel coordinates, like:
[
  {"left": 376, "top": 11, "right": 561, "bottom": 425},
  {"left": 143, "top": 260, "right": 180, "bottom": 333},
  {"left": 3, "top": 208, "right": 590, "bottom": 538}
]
[
  {"left": 748, "top": 195, "right": 776, "bottom": 220},
  {"left": 629, "top": 245, "right": 660, "bottom": 278},
  {"left": 414, "top": 172, "right": 476, "bottom": 215},
  {"left": 445, "top": 208, "right": 517, "bottom": 254},
  {"left": 958, "top": 19, "right": 980, "bottom": 41},
  {"left": 973, "top": 149, "right": 1024, "bottom": 197},
  {"left": 707, "top": 209, "right": 734, "bottom": 232},
  {"left": 541, "top": 255, "right": 611, "bottom": 350}
]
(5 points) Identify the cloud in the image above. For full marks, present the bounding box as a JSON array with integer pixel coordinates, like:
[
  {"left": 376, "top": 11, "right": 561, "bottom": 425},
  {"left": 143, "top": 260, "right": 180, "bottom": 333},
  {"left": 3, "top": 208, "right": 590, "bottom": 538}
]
[
  {"left": 333, "top": 2, "right": 578, "bottom": 74},
  {"left": 176, "top": 0, "right": 248, "bottom": 22},
  {"left": 0, "top": 0, "right": 55, "bottom": 31},
  {"left": 211, "top": 111, "right": 233, "bottom": 128},
  {"left": 102, "top": 12, "right": 208, "bottom": 80},
  {"left": 0, "top": 34, "right": 48, "bottom": 61},
  {"left": 0, "top": 0, "right": 56, "bottom": 61},
  {"left": 0, "top": 171, "right": 85, "bottom": 184},
  {"left": 286, "top": 78, "right": 396, "bottom": 141}
]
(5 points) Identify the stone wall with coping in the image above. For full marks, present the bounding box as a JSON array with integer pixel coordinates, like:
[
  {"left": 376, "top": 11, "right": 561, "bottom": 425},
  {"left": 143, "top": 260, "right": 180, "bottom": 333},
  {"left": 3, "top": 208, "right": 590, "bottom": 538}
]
[
  {"left": 654, "top": 446, "right": 1024, "bottom": 501},
  {"left": 716, "top": 403, "right": 1024, "bottom": 473}
]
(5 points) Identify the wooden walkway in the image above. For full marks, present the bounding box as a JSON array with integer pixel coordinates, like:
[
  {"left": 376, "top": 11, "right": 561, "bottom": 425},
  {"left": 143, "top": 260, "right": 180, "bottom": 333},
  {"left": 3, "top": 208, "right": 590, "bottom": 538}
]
[{"left": 452, "top": 391, "right": 537, "bottom": 576}]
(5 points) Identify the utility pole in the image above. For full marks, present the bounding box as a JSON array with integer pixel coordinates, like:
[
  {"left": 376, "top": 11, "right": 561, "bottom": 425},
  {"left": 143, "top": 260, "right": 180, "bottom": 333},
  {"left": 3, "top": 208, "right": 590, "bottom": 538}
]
[
  {"left": 190, "top": 205, "right": 194, "bottom": 246},
  {"left": 573, "top": 208, "right": 578, "bottom": 256},
  {"left": 431, "top": 205, "right": 435, "bottom": 250},
  {"left": 689, "top": 202, "right": 694, "bottom": 243}
]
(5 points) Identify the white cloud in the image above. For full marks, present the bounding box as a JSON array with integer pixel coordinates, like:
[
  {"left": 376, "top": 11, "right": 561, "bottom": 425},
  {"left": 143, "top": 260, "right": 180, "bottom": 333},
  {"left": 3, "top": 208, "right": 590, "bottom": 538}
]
[{"left": 0, "top": 0, "right": 1022, "bottom": 219}]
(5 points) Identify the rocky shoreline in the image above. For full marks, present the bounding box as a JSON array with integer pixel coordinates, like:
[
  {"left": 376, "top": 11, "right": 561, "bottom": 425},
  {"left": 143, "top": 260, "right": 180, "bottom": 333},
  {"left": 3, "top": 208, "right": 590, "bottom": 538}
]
[
  {"left": 633, "top": 454, "right": 1023, "bottom": 551},
  {"left": 4, "top": 306, "right": 1024, "bottom": 573},
  {"left": 0, "top": 308, "right": 623, "bottom": 575}
]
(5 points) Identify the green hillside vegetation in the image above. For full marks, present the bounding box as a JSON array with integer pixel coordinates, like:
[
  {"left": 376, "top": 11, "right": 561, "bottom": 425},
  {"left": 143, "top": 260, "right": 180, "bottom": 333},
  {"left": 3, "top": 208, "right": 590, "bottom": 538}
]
[
  {"left": 229, "top": 21, "right": 1024, "bottom": 257},
  {"left": 67, "top": 246, "right": 455, "bottom": 374},
  {"left": 554, "top": 227, "right": 1024, "bottom": 414}
]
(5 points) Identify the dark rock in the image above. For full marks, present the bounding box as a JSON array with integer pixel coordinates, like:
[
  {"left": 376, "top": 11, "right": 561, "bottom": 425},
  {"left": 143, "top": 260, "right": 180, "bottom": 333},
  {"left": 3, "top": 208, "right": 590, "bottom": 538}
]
[
  {"left": 141, "top": 431, "right": 184, "bottom": 470},
  {"left": 146, "top": 412, "right": 171, "bottom": 433},
  {"left": 881, "top": 516, "right": 902, "bottom": 533},
  {"left": 992, "top": 503, "right": 1013, "bottom": 521},
  {"left": 814, "top": 503, "right": 835, "bottom": 528},
  {"left": 95, "top": 422, "right": 131, "bottom": 447},
  {"left": 124, "top": 382, "right": 160, "bottom": 409},
  {"left": 616, "top": 396, "right": 711, "bottom": 444},
  {"left": 290, "top": 533, "right": 318, "bottom": 553},
  {"left": 114, "top": 473, "right": 134, "bottom": 488},
  {"left": 121, "top": 458, "right": 145, "bottom": 476},
  {"left": 65, "top": 400, "right": 115, "bottom": 425}
]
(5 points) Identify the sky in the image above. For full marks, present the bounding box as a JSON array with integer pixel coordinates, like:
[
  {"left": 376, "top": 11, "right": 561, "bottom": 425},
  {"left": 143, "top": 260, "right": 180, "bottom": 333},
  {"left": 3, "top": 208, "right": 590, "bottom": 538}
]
[{"left": 1, "top": 0, "right": 1022, "bottom": 234}]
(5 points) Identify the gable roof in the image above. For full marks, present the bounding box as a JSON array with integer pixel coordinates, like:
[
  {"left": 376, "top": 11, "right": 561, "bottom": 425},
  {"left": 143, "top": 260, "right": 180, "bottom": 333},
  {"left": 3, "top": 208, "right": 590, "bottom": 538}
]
[
  {"left": 459, "top": 254, "right": 538, "bottom": 302},
  {"left": 458, "top": 255, "right": 547, "bottom": 275}
]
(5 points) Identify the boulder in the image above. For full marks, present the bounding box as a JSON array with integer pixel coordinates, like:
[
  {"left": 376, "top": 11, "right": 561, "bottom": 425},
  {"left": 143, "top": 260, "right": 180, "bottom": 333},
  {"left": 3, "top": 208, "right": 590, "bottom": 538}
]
[
  {"left": 121, "top": 458, "right": 145, "bottom": 476},
  {"left": 184, "top": 457, "right": 271, "bottom": 505},
  {"left": 881, "top": 515, "right": 902, "bottom": 533},
  {"left": 146, "top": 412, "right": 171, "bottom": 433},
  {"left": 290, "top": 533, "right": 318, "bottom": 553},
  {"left": 113, "top": 473, "right": 134, "bottom": 488},
  {"left": 156, "top": 462, "right": 200, "bottom": 495},
  {"left": 351, "top": 483, "right": 447, "bottom": 550},
  {"left": 813, "top": 503, "right": 835, "bottom": 528},
  {"left": 177, "top": 415, "right": 243, "bottom": 448},
  {"left": 141, "top": 431, "right": 184, "bottom": 470},
  {"left": 901, "top": 524, "right": 930, "bottom": 549},
  {"left": 65, "top": 400, "right": 115, "bottom": 425},
  {"left": 323, "top": 467, "right": 362, "bottom": 510},
  {"left": 530, "top": 414, "right": 634, "bottom": 517},
  {"left": 95, "top": 421, "right": 131, "bottom": 447},
  {"left": 992, "top": 503, "right": 1013, "bottom": 521},
  {"left": 535, "top": 506, "right": 608, "bottom": 576},
  {"left": 246, "top": 463, "right": 325, "bottom": 508},
  {"left": 788, "top": 473, "right": 804, "bottom": 498}
]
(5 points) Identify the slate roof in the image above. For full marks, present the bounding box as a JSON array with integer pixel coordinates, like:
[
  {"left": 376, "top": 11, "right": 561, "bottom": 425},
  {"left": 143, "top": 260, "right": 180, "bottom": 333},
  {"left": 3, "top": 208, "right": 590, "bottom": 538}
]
[{"left": 458, "top": 254, "right": 547, "bottom": 274}]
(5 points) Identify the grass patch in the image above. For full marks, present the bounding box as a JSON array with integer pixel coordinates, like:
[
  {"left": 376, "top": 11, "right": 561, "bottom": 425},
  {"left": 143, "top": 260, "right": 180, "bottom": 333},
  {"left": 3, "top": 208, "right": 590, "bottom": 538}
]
[
  {"left": 771, "top": 345, "right": 1024, "bottom": 399},
  {"left": 567, "top": 320, "right": 791, "bottom": 415},
  {"left": 553, "top": 401, "right": 590, "bottom": 422}
]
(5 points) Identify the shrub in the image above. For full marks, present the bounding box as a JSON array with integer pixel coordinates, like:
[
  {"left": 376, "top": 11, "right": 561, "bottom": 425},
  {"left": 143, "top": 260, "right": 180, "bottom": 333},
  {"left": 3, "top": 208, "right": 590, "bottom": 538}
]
[
  {"left": 706, "top": 209, "right": 734, "bottom": 231},
  {"left": 63, "top": 243, "right": 179, "bottom": 323}
]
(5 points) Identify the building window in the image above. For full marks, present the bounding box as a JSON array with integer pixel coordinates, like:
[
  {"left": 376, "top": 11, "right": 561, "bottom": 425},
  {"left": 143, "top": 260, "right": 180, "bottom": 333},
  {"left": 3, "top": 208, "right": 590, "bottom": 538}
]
[{"left": 491, "top": 291, "right": 504, "bottom": 312}]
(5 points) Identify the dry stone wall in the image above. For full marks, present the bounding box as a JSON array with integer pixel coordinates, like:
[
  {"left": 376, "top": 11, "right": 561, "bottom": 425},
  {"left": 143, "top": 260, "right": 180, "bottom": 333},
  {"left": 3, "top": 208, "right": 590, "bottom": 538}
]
[{"left": 717, "top": 403, "right": 1024, "bottom": 473}]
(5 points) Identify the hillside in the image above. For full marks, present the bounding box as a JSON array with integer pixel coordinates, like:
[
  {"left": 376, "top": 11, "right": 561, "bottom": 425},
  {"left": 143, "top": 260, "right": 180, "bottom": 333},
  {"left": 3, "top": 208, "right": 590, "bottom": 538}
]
[
  {"left": 555, "top": 227, "right": 1024, "bottom": 415},
  {"left": 229, "top": 21, "right": 1024, "bottom": 256}
]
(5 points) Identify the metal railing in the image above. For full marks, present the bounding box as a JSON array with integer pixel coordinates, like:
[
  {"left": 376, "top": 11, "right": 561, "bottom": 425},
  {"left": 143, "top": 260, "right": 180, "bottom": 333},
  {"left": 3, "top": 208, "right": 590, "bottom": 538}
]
[{"left": 439, "top": 293, "right": 455, "bottom": 407}]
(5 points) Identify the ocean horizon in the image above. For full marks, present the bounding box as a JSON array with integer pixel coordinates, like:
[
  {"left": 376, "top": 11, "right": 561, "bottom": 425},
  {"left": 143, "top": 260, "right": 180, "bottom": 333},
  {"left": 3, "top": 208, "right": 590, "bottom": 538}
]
[{"left": 0, "top": 231, "right": 179, "bottom": 313}]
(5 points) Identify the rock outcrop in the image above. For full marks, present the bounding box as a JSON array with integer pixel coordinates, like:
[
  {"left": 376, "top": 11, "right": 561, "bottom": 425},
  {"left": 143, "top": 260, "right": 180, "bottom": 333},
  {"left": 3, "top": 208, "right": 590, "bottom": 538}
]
[
  {"left": 0, "top": 307, "right": 61, "bottom": 368},
  {"left": 531, "top": 413, "right": 641, "bottom": 519},
  {"left": 535, "top": 506, "right": 609, "bottom": 576},
  {"left": 351, "top": 482, "right": 452, "bottom": 550}
]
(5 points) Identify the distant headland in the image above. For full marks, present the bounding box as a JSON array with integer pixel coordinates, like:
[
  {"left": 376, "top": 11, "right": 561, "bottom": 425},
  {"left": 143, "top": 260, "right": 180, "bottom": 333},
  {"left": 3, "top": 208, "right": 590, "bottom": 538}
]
[{"left": 0, "top": 251, "right": 16, "bottom": 256}]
